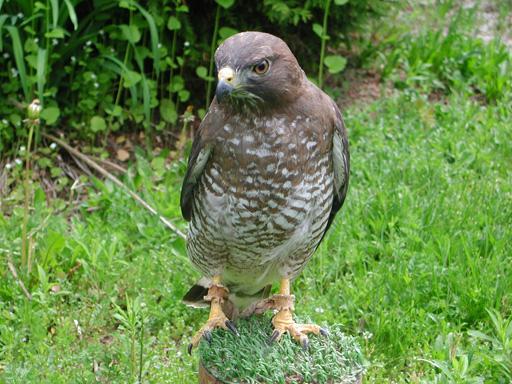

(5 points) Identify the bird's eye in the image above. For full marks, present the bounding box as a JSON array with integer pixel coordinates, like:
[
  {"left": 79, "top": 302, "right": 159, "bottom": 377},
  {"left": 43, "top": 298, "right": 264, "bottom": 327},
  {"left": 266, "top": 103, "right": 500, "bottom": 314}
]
[{"left": 253, "top": 59, "right": 270, "bottom": 75}]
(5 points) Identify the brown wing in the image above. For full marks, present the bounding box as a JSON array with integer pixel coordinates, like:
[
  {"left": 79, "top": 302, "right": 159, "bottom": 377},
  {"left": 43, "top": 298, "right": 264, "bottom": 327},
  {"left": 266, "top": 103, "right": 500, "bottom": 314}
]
[
  {"left": 325, "top": 101, "right": 350, "bottom": 233},
  {"left": 180, "top": 104, "right": 224, "bottom": 221}
]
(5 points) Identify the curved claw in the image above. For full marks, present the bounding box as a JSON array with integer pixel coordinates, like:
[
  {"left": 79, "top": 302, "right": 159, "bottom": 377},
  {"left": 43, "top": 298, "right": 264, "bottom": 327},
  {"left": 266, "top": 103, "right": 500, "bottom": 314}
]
[
  {"left": 203, "top": 330, "right": 213, "bottom": 344},
  {"left": 300, "top": 335, "right": 309, "bottom": 351},
  {"left": 225, "top": 320, "right": 240, "bottom": 336},
  {"left": 187, "top": 343, "right": 193, "bottom": 355},
  {"left": 268, "top": 329, "right": 281, "bottom": 344},
  {"left": 320, "top": 327, "right": 329, "bottom": 337}
]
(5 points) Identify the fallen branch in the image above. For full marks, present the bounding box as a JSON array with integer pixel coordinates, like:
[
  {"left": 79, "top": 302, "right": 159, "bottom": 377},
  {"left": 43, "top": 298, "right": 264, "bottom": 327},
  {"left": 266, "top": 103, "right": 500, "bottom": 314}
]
[
  {"left": 43, "top": 132, "right": 186, "bottom": 240},
  {"left": 7, "top": 257, "right": 32, "bottom": 300}
]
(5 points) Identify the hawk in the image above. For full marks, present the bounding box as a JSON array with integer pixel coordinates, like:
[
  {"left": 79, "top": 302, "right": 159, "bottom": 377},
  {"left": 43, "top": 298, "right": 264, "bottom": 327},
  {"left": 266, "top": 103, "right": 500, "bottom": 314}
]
[{"left": 181, "top": 31, "right": 349, "bottom": 351}]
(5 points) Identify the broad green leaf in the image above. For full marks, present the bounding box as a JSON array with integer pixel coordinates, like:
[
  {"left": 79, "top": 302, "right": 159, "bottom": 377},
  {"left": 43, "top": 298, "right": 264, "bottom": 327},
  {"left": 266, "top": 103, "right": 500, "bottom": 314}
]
[
  {"left": 178, "top": 89, "right": 190, "bottom": 102},
  {"left": 41, "top": 106, "right": 60, "bottom": 125},
  {"left": 122, "top": 70, "right": 142, "bottom": 87},
  {"left": 26, "top": 54, "right": 38, "bottom": 70},
  {"left": 107, "top": 105, "right": 123, "bottom": 117},
  {"left": 219, "top": 27, "right": 238, "bottom": 41},
  {"left": 45, "top": 27, "right": 66, "bottom": 39},
  {"left": 196, "top": 66, "right": 208, "bottom": 79},
  {"left": 167, "top": 16, "right": 181, "bottom": 31},
  {"left": 119, "top": 0, "right": 136, "bottom": 10},
  {"left": 63, "top": 0, "right": 78, "bottom": 30},
  {"left": 34, "top": 187, "right": 47, "bottom": 208},
  {"left": 90, "top": 116, "right": 106, "bottom": 132},
  {"left": 312, "top": 23, "right": 323, "bottom": 38},
  {"left": 170, "top": 75, "right": 184, "bottom": 92},
  {"left": 215, "top": 0, "right": 234, "bottom": 9},
  {"left": 324, "top": 55, "right": 347, "bottom": 74},
  {"left": 334, "top": 0, "right": 349, "bottom": 5},
  {"left": 119, "top": 24, "right": 141, "bottom": 43},
  {"left": 160, "top": 99, "right": 178, "bottom": 124}
]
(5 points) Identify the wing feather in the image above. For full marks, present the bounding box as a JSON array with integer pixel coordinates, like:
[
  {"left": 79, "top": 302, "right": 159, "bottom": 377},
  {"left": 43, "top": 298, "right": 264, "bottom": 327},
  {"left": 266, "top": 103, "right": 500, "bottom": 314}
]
[
  {"left": 180, "top": 105, "right": 223, "bottom": 221},
  {"left": 324, "top": 102, "right": 350, "bottom": 233}
]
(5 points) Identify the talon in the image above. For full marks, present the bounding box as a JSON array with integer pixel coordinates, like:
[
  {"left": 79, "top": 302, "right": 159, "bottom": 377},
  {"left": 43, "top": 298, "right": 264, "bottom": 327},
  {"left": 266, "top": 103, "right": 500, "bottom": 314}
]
[
  {"left": 300, "top": 335, "right": 309, "bottom": 351},
  {"left": 268, "top": 329, "right": 281, "bottom": 344},
  {"left": 203, "top": 330, "right": 213, "bottom": 344},
  {"left": 187, "top": 343, "right": 193, "bottom": 355},
  {"left": 225, "top": 320, "right": 239, "bottom": 336},
  {"left": 320, "top": 327, "right": 329, "bottom": 337}
]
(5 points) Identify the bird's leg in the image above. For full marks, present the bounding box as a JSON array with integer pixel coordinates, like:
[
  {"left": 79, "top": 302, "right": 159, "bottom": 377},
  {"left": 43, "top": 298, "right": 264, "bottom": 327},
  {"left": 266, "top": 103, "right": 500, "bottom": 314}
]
[
  {"left": 269, "top": 278, "right": 327, "bottom": 350},
  {"left": 188, "top": 275, "right": 239, "bottom": 353}
]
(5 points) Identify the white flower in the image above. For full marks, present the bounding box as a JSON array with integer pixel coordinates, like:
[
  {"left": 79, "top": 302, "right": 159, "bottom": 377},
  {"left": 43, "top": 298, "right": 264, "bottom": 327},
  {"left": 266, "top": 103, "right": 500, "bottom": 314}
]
[
  {"left": 99, "top": 29, "right": 105, "bottom": 35},
  {"left": 19, "top": 145, "right": 26, "bottom": 153},
  {"left": 94, "top": 82, "right": 99, "bottom": 88},
  {"left": 315, "top": 307, "right": 324, "bottom": 313},
  {"left": 86, "top": 40, "right": 92, "bottom": 46},
  {"left": 91, "top": 73, "right": 97, "bottom": 80},
  {"left": 362, "top": 331, "right": 373, "bottom": 339},
  {"left": 5, "top": 163, "right": 13, "bottom": 170},
  {"left": 34, "top": 38, "right": 39, "bottom": 44},
  {"left": 52, "top": 39, "right": 58, "bottom": 46},
  {"left": 11, "top": 68, "right": 18, "bottom": 77},
  {"left": 15, "top": 158, "right": 22, "bottom": 165},
  {"left": 27, "top": 99, "right": 42, "bottom": 119},
  {"left": 157, "top": 43, "right": 162, "bottom": 48},
  {"left": 71, "top": 56, "right": 76, "bottom": 63},
  {"left": 2, "top": 53, "right": 9, "bottom": 59},
  {"left": 1, "top": 119, "right": 8, "bottom": 125},
  {"left": 17, "top": 12, "right": 24, "bottom": 19},
  {"left": 50, "top": 143, "right": 57, "bottom": 150},
  {"left": 184, "top": 41, "right": 190, "bottom": 47}
]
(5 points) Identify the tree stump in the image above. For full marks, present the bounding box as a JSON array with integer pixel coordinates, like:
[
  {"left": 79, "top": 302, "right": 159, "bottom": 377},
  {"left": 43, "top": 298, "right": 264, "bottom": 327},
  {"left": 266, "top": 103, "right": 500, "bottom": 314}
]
[{"left": 198, "top": 315, "right": 366, "bottom": 384}]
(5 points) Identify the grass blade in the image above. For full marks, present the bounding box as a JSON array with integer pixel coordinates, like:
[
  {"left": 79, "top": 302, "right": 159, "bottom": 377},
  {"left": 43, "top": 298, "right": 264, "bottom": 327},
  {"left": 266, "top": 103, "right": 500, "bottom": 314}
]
[
  {"left": 6, "top": 25, "right": 29, "bottom": 100},
  {"left": 36, "top": 47, "right": 47, "bottom": 103},
  {"left": 63, "top": 0, "right": 78, "bottom": 30},
  {"left": 0, "top": 14, "right": 8, "bottom": 51},
  {"left": 49, "top": 0, "right": 59, "bottom": 27},
  {"left": 102, "top": 54, "right": 139, "bottom": 105},
  {"left": 131, "top": 1, "right": 160, "bottom": 77}
]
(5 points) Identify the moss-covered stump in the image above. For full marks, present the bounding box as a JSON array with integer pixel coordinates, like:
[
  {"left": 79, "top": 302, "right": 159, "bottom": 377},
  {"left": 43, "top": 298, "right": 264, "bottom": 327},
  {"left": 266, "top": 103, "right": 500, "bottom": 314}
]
[{"left": 198, "top": 315, "right": 366, "bottom": 384}]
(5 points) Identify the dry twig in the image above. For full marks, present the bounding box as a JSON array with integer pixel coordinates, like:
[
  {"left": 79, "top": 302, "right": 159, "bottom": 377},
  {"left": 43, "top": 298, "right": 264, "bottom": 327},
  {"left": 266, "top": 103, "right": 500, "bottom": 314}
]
[
  {"left": 43, "top": 132, "right": 186, "bottom": 240},
  {"left": 7, "top": 257, "right": 32, "bottom": 300}
]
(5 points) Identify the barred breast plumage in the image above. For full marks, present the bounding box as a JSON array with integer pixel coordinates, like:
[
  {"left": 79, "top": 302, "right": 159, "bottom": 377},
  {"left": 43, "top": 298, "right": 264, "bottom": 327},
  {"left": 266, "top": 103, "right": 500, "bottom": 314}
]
[{"left": 187, "top": 113, "right": 334, "bottom": 297}]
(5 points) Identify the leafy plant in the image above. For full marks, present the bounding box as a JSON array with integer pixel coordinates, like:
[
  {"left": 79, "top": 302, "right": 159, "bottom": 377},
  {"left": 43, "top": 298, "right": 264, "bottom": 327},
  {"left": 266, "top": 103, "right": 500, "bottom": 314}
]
[{"left": 0, "top": 0, "right": 391, "bottom": 153}]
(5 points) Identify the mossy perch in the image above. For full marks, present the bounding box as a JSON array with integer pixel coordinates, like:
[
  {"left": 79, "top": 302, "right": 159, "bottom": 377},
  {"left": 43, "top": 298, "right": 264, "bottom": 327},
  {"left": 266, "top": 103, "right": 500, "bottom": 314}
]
[{"left": 198, "top": 315, "right": 366, "bottom": 384}]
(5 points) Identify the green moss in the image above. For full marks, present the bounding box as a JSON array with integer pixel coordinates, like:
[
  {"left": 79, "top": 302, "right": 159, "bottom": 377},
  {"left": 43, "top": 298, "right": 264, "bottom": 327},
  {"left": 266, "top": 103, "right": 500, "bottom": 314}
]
[{"left": 199, "top": 315, "right": 366, "bottom": 384}]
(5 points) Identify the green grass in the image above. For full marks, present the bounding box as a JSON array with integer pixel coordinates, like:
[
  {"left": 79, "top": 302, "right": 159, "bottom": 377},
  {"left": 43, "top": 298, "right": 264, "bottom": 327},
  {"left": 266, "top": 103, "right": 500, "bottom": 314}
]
[
  {"left": 199, "top": 315, "right": 365, "bottom": 383},
  {"left": 1, "top": 1, "right": 512, "bottom": 382},
  {"left": 1, "top": 88, "right": 511, "bottom": 382}
]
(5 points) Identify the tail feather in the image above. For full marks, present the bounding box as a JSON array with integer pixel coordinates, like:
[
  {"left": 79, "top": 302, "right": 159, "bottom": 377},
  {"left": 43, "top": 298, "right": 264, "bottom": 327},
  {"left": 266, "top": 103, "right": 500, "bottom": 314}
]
[{"left": 182, "top": 277, "right": 210, "bottom": 308}]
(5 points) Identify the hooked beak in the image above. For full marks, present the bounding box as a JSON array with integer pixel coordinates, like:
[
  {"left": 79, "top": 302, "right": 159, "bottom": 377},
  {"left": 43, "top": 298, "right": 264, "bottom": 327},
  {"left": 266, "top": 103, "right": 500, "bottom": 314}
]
[{"left": 216, "top": 67, "right": 235, "bottom": 103}]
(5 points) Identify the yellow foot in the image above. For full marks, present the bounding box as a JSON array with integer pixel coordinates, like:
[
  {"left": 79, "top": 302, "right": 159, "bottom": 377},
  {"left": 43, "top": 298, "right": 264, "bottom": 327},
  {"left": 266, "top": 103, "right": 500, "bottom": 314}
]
[
  {"left": 268, "top": 295, "right": 328, "bottom": 350},
  {"left": 188, "top": 283, "right": 239, "bottom": 354}
]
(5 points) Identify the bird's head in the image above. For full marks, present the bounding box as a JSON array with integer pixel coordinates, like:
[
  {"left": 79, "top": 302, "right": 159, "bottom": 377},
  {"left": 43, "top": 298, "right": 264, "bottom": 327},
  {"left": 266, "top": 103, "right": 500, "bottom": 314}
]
[{"left": 214, "top": 32, "right": 304, "bottom": 111}]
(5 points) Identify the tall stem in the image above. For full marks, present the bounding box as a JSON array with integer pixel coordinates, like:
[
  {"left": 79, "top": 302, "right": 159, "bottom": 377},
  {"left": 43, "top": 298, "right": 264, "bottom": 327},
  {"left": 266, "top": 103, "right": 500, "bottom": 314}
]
[
  {"left": 168, "top": 28, "right": 177, "bottom": 101},
  {"left": 21, "top": 122, "right": 36, "bottom": 270},
  {"left": 205, "top": 5, "right": 221, "bottom": 109},
  {"left": 318, "top": 0, "right": 332, "bottom": 89}
]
